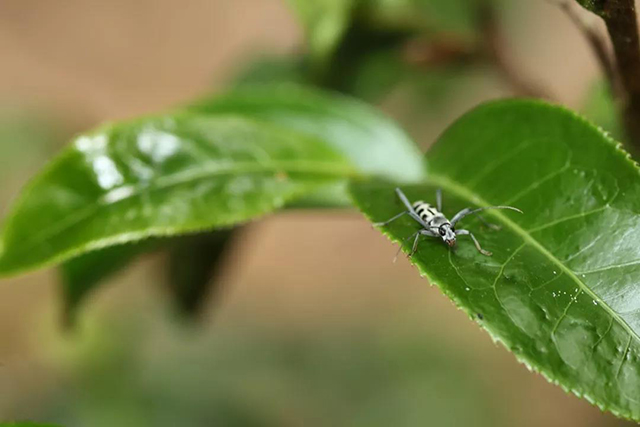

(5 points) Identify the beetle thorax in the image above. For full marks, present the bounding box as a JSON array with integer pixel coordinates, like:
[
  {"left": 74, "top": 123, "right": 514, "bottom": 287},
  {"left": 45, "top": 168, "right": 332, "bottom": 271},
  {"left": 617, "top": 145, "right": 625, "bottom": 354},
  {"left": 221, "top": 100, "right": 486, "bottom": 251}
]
[{"left": 413, "top": 202, "right": 450, "bottom": 224}]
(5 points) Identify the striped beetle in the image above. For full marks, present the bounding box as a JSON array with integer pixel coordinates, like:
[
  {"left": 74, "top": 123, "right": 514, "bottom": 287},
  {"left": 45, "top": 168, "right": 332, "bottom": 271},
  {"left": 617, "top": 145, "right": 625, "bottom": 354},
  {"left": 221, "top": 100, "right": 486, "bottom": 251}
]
[{"left": 375, "top": 188, "right": 522, "bottom": 259}]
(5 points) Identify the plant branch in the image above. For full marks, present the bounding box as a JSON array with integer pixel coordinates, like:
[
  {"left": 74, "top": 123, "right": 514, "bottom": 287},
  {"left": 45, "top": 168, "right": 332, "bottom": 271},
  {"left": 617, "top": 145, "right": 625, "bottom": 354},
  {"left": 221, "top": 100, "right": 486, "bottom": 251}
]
[
  {"left": 554, "top": 0, "right": 620, "bottom": 97},
  {"left": 602, "top": 0, "right": 640, "bottom": 149},
  {"left": 574, "top": 0, "right": 640, "bottom": 151}
]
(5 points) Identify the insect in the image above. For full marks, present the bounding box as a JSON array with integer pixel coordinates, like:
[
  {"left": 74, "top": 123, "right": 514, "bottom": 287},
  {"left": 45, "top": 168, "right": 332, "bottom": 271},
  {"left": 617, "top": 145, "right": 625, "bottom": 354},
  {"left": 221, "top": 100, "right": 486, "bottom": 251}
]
[{"left": 374, "top": 188, "right": 522, "bottom": 259}]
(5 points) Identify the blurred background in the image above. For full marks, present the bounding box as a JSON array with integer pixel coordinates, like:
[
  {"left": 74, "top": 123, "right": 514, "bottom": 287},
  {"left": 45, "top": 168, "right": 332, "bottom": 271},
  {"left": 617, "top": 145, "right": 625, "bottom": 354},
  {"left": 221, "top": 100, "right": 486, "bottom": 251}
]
[{"left": 0, "top": 0, "right": 633, "bottom": 426}]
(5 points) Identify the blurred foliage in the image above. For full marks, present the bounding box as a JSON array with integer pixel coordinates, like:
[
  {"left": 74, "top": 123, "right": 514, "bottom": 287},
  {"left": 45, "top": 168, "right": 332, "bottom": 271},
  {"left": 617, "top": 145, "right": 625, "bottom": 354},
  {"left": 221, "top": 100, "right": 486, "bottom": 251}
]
[
  {"left": 358, "top": 0, "right": 480, "bottom": 41},
  {"left": 167, "top": 229, "right": 236, "bottom": 317},
  {"left": 60, "top": 240, "right": 161, "bottom": 326},
  {"left": 10, "top": 311, "right": 506, "bottom": 427},
  {"left": 234, "top": 56, "right": 309, "bottom": 87},
  {"left": 286, "top": 0, "right": 481, "bottom": 70},
  {"left": 0, "top": 424, "right": 61, "bottom": 427},
  {"left": 581, "top": 80, "right": 624, "bottom": 142},
  {"left": 285, "top": 0, "right": 357, "bottom": 68},
  {"left": 61, "top": 229, "right": 237, "bottom": 325}
]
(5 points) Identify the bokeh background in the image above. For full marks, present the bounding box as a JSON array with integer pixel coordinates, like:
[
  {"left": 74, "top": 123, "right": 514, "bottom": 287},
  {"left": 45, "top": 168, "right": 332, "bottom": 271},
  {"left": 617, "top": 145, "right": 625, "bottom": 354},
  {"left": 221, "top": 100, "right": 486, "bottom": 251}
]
[{"left": 0, "top": 1, "right": 633, "bottom": 426}]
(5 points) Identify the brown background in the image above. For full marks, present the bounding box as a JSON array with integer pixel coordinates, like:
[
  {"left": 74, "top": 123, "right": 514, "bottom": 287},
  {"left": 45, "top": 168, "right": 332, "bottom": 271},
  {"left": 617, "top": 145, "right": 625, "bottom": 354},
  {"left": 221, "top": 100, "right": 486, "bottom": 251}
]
[{"left": 0, "top": 1, "right": 630, "bottom": 426}]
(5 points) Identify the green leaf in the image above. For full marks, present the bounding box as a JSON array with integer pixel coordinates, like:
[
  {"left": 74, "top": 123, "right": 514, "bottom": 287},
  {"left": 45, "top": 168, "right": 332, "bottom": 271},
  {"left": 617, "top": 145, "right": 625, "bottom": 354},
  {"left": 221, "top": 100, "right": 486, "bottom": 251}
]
[
  {"left": 0, "top": 112, "right": 355, "bottom": 276},
  {"left": 350, "top": 99, "right": 640, "bottom": 421},
  {"left": 233, "top": 56, "right": 309, "bottom": 87},
  {"left": 189, "top": 84, "right": 426, "bottom": 184},
  {"left": 286, "top": 0, "right": 479, "bottom": 68},
  {"left": 57, "top": 61, "right": 311, "bottom": 316},
  {"left": 285, "top": 0, "right": 358, "bottom": 66},
  {"left": 60, "top": 228, "right": 236, "bottom": 324},
  {"left": 167, "top": 229, "right": 236, "bottom": 316},
  {"left": 60, "top": 238, "right": 161, "bottom": 325},
  {"left": 575, "top": 0, "right": 605, "bottom": 17},
  {"left": 49, "top": 85, "right": 423, "bottom": 315},
  {"left": 3, "top": 86, "right": 423, "bottom": 277}
]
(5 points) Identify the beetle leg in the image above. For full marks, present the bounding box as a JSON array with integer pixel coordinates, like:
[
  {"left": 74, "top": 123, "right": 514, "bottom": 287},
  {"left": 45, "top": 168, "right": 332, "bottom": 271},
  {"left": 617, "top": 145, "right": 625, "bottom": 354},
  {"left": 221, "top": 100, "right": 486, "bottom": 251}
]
[
  {"left": 455, "top": 229, "right": 492, "bottom": 256},
  {"left": 374, "top": 210, "right": 407, "bottom": 227}
]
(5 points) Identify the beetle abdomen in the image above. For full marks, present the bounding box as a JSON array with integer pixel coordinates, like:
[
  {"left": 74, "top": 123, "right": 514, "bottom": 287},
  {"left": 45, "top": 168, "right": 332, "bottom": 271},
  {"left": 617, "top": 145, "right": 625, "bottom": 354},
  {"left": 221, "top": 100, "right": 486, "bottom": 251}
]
[{"left": 413, "top": 202, "right": 439, "bottom": 223}]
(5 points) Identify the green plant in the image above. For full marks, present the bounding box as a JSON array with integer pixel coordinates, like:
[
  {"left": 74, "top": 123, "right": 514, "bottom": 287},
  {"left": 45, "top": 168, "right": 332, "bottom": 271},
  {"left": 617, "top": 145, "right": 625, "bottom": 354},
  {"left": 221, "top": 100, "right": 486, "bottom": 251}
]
[
  {"left": 0, "top": 423, "right": 61, "bottom": 427},
  {"left": 2, "top": 0, "right": 640, "bottom": 423}
]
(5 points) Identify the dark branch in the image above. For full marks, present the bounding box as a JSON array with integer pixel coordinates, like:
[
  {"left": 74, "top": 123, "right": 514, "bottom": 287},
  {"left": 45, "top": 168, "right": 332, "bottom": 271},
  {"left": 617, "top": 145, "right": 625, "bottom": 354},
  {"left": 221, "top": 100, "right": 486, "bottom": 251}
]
[
  {"left": 600, "top": 0, "right": 640, "bottom": 149},
  {"left": 572, "top": 0, "right": 640, "bottom": 150}
]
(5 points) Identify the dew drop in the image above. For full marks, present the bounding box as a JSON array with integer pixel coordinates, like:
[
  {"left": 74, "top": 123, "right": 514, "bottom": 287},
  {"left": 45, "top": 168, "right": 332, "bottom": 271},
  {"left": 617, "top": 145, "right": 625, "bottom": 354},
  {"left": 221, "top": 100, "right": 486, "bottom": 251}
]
[{"left": 553, "top": 270, "right": 557, "bottom": 275}]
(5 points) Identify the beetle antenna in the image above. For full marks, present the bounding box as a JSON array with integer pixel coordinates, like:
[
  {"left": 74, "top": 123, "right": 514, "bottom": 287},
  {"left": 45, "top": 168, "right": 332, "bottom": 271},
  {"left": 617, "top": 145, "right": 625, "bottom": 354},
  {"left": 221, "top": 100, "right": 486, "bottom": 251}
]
[{"left": 451, "top": 206, "right": 522, "bottom": 227}]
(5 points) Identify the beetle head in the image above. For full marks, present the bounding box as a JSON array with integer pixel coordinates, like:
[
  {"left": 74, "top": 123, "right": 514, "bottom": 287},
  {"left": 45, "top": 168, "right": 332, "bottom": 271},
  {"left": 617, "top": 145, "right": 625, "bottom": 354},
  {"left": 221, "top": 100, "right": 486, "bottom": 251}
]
[{"left": 438, "top": 224, "right": 456, "bottom": 247}]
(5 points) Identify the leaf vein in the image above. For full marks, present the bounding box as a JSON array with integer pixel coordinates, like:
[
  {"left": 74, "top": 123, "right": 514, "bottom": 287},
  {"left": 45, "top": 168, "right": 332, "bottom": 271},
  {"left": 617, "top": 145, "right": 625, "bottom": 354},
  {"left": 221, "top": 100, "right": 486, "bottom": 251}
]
[
  {"left": 13, "top": 161, "right": 356, "bottom": 256},
  {"left": 591, "top": 317, "right": 614, "bottom": 353},
  {"left": 428, "top": 173, "right": 640, "bottom": 348},
  {"left": 615, "top": 335, "right": 632, "bottom": 378},
  {"left": 528, "top": 270, "right": 564, "bottom": 293},
  {"left": 576, "top": 259, "right": 640, "bottom": 275},
  {"left": 466, "top": 140, "right": 533, "bottom": 189},
  {"left": 526, "top": 205, "right": 612, "bottom": 233},
  {"left": 503, "top": 159, "right": 572, "bottom": 206},
  {"left": 551, "top": 288, "right": 582, "bottom": 337}
]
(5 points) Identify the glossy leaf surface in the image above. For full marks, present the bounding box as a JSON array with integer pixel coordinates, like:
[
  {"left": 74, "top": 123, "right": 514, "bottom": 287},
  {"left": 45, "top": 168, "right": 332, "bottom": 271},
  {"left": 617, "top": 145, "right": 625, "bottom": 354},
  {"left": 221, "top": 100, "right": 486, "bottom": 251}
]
[
  {"left": 0, "top": 113, "right": 354, "bottom": 276},
  {"left": 350, "top": 100, "right": 640, "bottom": 420},
  {"left": 189, "top": 84, "right": 426, "bottom": 184}
]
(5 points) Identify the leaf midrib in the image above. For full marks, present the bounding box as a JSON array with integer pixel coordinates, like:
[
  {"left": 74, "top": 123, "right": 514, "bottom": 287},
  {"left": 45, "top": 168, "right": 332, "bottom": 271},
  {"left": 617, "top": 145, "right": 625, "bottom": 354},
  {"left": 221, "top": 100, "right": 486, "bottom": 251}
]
[
  {"left": 428, "top": 172, "right": 640, "bottom": 345},
  {"left": 1, "top": 160, "right": 358, "bottom": 267}
]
